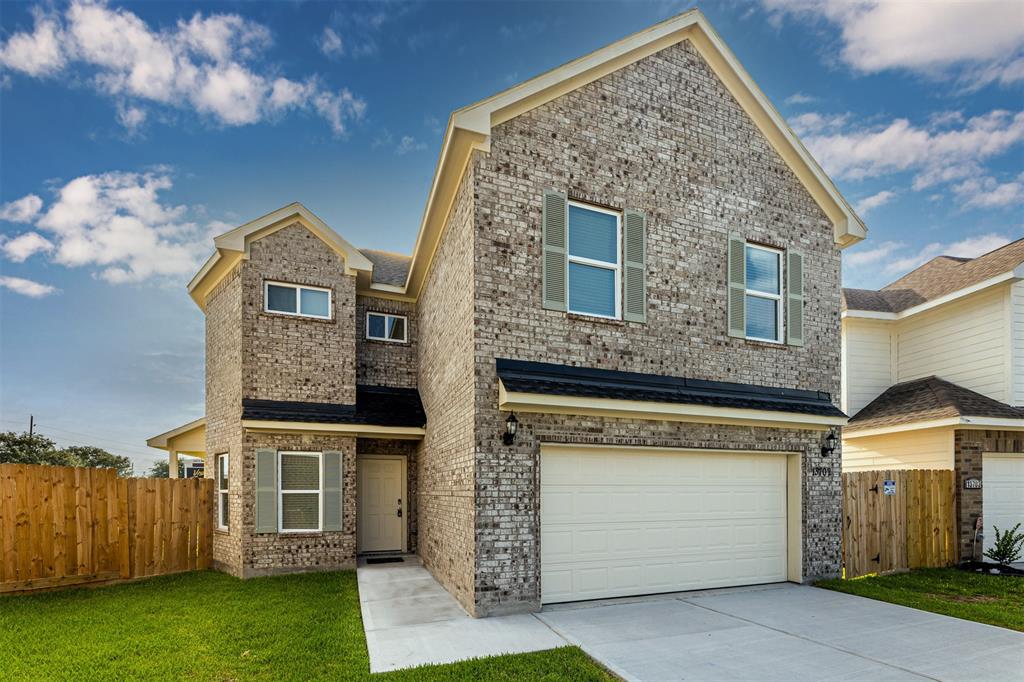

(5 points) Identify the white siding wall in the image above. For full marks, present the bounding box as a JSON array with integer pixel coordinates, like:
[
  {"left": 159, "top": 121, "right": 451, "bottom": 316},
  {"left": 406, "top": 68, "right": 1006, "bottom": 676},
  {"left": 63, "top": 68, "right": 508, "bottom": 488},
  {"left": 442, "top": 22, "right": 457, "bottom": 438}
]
[
  {"left": 842, "top": 427, "right": 955, "bottom": 472},
  {"left": 1012, "top": 281, "right": 1024, "bottom": 406},
  {"left": 842, "top": 319, "right": 893, "bottom": 416},
  {"left": 896, "top": 285, "right": 1010, "bottom": 403}
]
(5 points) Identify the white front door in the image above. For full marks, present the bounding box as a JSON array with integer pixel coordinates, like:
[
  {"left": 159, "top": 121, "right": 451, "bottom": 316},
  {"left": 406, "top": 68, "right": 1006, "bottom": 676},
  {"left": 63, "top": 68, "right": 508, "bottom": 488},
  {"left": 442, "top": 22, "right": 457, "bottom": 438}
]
[
  {"left": 541, "top": 446, "right": 789, "bottom": 604},
  {"left": 983, "top": 453, "right": 1024, "bottom": 557},
  {"left": 358, "top": 457, "right": 404, "bottom": 553}
]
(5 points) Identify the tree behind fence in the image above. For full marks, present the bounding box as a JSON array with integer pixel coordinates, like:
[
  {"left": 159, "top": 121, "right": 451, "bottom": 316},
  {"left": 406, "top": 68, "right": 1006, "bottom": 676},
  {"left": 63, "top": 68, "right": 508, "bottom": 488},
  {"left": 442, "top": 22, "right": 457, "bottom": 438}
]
[
  {"left": 842, "top": 469, "right": 957, "bottom": 579},
  {"left": 0, "top": 463, "right": 213, "bottom": 593}
]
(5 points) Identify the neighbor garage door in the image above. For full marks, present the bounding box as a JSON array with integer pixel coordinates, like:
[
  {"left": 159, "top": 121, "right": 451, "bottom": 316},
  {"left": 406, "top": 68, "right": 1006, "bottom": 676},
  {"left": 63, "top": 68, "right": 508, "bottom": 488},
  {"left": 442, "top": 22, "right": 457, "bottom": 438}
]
[
  {"left": 983, "top": 453, "right": 1024, "bottom": 557},
  {"left": 541, "top": 446, "right": 788, "bottom": 604}
]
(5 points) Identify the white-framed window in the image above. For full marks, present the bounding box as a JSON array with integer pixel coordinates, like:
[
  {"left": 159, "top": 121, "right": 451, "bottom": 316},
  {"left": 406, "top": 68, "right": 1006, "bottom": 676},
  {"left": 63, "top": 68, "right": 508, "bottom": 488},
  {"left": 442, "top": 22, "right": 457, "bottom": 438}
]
[
  {"left": 216, "top": 453, "right": 229, "bottom": 531},
  {"left": 278, "top": 451, "right": 322, "bottom": 533},
  {"left": 567, "top": 201, "right": 621, "bottom": 319},
  {"left": 264, "top": 281, "right": 332, "bottom": 320},
  {"left": 744, "top": 243, "right": 784, "bottom": 343},
  {"left": 366, "top": 312, "right": 408, "bottom": 343}
]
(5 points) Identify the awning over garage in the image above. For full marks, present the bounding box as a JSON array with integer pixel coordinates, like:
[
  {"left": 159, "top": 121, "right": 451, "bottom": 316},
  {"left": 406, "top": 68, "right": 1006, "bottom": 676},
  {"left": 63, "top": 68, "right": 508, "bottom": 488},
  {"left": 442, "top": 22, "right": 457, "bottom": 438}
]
[{"left": 496, "top": 358, "right": 846, "bottom": 430}]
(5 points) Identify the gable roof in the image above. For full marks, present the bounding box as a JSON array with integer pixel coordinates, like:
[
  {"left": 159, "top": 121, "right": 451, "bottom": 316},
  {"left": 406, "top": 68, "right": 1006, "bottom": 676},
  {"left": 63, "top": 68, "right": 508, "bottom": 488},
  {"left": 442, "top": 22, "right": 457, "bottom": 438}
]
[
  {"left": 399, "top": 9, "right": 866, "bottom": 299},
  {"left": 361, "top": 249, "right": 412, "bottom": 288},
  {"left": 847, "top": 376, "right": 1024, "bottom": 433},
  {"left": 188, "top": 202, "right": 374, "bottom": 310},
  {"left": 842, "top": 238, "right": 1024, "bottom": 315}
]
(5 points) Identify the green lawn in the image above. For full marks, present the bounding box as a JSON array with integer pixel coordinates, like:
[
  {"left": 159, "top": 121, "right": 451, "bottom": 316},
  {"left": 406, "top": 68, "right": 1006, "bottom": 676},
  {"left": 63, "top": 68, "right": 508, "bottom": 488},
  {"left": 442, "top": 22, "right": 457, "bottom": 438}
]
[
  {"left": 818, "top": 568, "right": 1024, "bottom": 632},
  {"left": 0, "top": 571, "right": 613, "bottom": 681}
]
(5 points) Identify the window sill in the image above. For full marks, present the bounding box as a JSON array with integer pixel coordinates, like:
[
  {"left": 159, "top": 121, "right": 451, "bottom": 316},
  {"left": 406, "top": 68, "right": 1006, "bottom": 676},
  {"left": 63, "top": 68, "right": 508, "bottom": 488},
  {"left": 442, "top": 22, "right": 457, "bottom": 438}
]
[
  {"left": 566, "top": 312, "right": 626, "bottom": 327},
  {"left": 276, "top": 531, "right": 324, "bottom": 538},
  {"left": 214, "top": 528, "right": 231, "bottom": 536},
  {"left": 364, "top": 337, "right": 409, "bottom": 346},
  {"left": 743, "top": 337, "right": 788, "bottom": 349},
  {"left": 259, "top": 311, "right": 335, "bottom": 324}
]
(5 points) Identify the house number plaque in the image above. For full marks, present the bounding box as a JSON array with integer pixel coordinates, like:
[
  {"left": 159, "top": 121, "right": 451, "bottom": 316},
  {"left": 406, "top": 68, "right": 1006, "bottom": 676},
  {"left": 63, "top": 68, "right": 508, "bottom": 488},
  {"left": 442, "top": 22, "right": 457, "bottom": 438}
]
[
  {"left": 964, "top": 478, "right": 982, "bottom": 489},
  {"left": 811, "top": 466, "right": 832, "bottom": 476}
]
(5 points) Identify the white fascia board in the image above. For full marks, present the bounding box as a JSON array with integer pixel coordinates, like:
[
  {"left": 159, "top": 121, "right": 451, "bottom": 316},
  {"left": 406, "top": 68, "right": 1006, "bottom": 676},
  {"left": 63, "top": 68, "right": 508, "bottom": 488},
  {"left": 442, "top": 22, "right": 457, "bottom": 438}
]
[
  {"left": 845, "top": 415, "right": 1024, "bottom": 439},
  {"left": 241, "top": 420, "right": 425, "bottom": 439}
]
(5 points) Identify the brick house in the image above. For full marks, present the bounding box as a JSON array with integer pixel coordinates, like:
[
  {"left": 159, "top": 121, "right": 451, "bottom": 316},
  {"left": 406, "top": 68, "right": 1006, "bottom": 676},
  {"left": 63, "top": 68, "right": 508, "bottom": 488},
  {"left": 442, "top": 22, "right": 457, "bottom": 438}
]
[
  {"left": 842, "top": 239, "right": 1024, "bottom": 562},
  {"left": 147, "top": 10, "right": 867, "bottom": 616}
]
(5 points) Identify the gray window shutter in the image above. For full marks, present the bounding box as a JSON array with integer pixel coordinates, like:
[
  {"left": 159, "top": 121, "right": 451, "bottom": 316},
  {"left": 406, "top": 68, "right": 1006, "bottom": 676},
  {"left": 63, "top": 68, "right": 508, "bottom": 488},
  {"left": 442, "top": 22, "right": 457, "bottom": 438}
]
[
  {"left": 623, "top": 209, "right": 646, "bottom": 323},
  {"left": 322, "top": 450, "right": 343, "bottom": 532},
  {"left": 787, "top": 249, "right": 805, "bottom": 347},
  {"left": 255, "top": 448, "right": 278, "bottom": 533},
  {"left": 542, "top": 189, "right": 568, "bottom": 311},
  {"left": 727, "top": 234, "right": 746, "bottom": 338}
]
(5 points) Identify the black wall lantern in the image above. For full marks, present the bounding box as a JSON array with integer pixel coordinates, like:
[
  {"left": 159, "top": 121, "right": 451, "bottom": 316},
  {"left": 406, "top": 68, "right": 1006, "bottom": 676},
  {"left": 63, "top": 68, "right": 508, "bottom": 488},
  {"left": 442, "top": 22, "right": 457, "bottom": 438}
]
[
  {"left": 502, "top": 412, "right": 519, "bottom": 445},
  {"left": 821, "top": 430, "right": 838, "bottom": 457}
]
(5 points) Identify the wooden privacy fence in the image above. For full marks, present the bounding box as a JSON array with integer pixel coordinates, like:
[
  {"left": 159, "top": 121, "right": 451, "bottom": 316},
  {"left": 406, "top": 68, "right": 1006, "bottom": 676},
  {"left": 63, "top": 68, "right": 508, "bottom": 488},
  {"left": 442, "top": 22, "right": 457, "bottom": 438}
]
[
  {"left": 842, "top": 469, "right": 957, "bottom": 579},
  {"left": 0, "top": 464, "right": 214, "bottom": 594}
]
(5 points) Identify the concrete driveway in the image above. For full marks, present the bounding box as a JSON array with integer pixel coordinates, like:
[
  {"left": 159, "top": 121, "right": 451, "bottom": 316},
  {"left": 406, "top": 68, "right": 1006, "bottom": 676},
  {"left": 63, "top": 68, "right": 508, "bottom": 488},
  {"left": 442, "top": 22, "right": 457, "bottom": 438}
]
[{"left": 537, "top": 583, "right": 1024, "bottom": 681}]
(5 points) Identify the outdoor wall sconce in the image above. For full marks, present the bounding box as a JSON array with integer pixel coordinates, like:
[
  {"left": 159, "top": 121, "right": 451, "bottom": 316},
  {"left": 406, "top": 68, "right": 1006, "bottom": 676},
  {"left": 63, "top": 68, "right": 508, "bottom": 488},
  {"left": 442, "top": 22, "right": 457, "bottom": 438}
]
[
  {"left": 503, "top": 412, "right": 519, "bottom": 445},
  {"left": 820, "top": 430, "right": 838, "bottom": 457}
]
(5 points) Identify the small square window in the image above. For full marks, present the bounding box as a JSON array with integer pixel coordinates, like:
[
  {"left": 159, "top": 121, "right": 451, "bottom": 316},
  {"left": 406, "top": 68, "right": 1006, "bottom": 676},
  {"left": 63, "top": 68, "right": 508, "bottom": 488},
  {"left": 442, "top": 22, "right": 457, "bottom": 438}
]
[
  {"left": 265, "top": 282, "right": 331, "bottom": 320},
  {"left": 366, "top": 312, "right": 408, "bottom": 343}
]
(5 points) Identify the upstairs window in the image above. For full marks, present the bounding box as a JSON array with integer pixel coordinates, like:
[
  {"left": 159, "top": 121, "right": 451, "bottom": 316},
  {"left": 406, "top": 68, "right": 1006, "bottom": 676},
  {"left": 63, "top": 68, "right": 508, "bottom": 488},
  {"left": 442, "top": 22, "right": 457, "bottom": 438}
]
[
  {"left": 744, "top": 244, "right": 783, "bottom": 343},
  {"left": 265, "top": 281, "right": 331, "bottom": 319},
  {"left": 366, "top": 312, "right": 407, "bottom": 343},
  {"left": 567, "top": 202, "right": 620, "bottom": 319}
]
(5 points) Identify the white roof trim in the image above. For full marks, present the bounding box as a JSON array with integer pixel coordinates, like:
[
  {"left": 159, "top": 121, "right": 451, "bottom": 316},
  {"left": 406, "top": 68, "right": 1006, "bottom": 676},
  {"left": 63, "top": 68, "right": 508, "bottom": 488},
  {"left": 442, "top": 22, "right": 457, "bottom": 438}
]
[
  {"left": 241, "top": 420, "right": 425, "bottom": 439},
  {"left": 147, "top": 417, "right": 206, "bottom": 450},
  {"left": 845, "top": 415, "right": 1024, "bottom": 439},
  {"left": 843, "top": 267, "right": 1023, "bottom": 321}
]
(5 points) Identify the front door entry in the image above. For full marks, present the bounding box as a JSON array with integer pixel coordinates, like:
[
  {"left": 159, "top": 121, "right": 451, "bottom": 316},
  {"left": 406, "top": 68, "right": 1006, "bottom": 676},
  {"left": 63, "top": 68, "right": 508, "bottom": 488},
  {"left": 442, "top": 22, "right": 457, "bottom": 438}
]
[{"left": 358, "top": 456, "right": 404, "bottom": 553}]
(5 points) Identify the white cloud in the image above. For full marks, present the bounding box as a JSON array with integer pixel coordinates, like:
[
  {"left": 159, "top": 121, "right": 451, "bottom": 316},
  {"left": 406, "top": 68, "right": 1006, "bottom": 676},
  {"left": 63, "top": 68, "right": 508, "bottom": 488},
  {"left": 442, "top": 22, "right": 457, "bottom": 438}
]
[
  {"left": 0, "top": 12, "right": 65, "bottom": 76},
  {"left": 884, "top": 234, "right": 1012, "bottom": 277},
  {"left": 789, "top": 111, "right": 849, "bottom": 136},
  {"left": 953, "top": 173, "right": 1024, "bottom": 210},
  {"left": 844, "top": 233, "right": 1014, "bottom": 287},
  {"left": 762, "top": 0, "right": 1024, "bottom": 88},
  {"left": 3, "top": 169, "right": 224, "bottom": 284},
  {"left": 843, "top": 240, "right": 904, "bottom": 269},
  {"left": 396, "top": 135, "right": 427, "bottom": 155},
  {"left": 854, "top": 189, "right": 896, "bottom": 216},
  {"left": 802, "top": 110, "right": 1024, "bottom": 198},
  {"left": 785, "top": 92, "right": 816, "bottom": 105},
  {"left": 319, "top": 27, "right": 344, "bottom": 58},
  {"left": 0, "top": 194, "right": 44, "bottom": 223},
  {"left": 1, "top": 232, "right": 54, "bottom": 262},
  {"left": 0, "top": 276, "right": 59, "bottom": 298},
  {"left": 0, "top": 1, "right": 365, "bottom": 135}
]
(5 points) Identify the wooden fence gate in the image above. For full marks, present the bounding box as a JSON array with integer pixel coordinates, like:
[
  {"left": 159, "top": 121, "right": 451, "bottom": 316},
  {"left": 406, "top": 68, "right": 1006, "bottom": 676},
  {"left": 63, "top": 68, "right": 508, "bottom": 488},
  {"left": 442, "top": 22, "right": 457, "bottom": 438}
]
[
  {"left": 842, "top": 469, "right": 957, "bottom": 579},
  {"left": 0, "top": 464, "right": 214, "bottom": 594}
]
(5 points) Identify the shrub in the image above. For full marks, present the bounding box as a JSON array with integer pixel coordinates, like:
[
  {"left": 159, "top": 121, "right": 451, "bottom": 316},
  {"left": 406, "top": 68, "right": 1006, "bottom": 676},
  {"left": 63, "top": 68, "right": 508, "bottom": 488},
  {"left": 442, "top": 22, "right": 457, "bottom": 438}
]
[{"left": 984, "top": 523, "right": 1024, "bottom": 566}]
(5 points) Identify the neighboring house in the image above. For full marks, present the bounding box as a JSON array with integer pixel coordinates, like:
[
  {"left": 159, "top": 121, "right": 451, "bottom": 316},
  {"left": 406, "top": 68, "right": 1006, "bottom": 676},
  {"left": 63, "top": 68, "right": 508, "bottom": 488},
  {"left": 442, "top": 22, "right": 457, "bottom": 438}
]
[
  {"left": 841, "top": 239, "right": 1024, "bottom": 560},
  {"left": 147, "top": 10, "right": 865, "bottom": 617}
]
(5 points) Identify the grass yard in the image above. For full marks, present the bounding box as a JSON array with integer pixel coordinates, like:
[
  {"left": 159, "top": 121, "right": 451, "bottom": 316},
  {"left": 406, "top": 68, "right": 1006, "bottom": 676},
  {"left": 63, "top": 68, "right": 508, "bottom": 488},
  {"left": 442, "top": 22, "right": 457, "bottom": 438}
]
[
  {"left": 818, "top": 567, "right": 1024, "bottom": 632},
  {"left": 0, "top": 570, "right": 613, "bottom": 681}
]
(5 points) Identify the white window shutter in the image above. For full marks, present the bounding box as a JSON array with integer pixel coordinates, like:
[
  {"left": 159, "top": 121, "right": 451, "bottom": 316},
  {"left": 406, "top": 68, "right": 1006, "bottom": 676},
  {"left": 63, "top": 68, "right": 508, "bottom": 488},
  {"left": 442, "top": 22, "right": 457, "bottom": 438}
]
[
  {"left": 623, "top": 209, "right": 646, "bottom": 323},
  {"left": 322, "top": 450, "right": 343, "bottom": 532},
  {"left": 787, "top": 249, "right": 805, "bottom": 346},
  {"left": 727, "top": 234, "right": 746, "bottom": 338},
  {"left": 542, "top": 189, "right": 568, "bottom": 311}
]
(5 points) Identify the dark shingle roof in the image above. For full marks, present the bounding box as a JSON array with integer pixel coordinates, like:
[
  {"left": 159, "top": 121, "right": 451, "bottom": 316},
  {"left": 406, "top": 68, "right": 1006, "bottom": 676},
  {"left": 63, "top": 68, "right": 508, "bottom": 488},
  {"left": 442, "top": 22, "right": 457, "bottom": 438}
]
[
  {"left": 241, "top": 386, "right": 425, "bottom": 427},
  {"left": 843, "top": 238, "right": 1024, "bottom": 313},
  {"left": 496, "top": 358, "right": 845, "bottom": 418},
  {"left": 847, "top": 376, "right": 1024, "bottom": 432},
  {"left": 360, "top": 249, "right": 411, "bottom": 287}
]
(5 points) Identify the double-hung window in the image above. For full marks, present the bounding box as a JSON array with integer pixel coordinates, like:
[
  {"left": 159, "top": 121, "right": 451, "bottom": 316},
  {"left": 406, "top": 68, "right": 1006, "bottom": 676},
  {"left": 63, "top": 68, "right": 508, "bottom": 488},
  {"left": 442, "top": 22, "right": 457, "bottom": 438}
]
[
  {"left": 265, "top": 281, "right": 331, "bottom": 319},
  {"left": 744, "top": 244, "right": 783, "bottom": 343},
  {"left": 567, "top": 202, "right": 621, "bottom": 319},
  {"left": 279, "top": 451, "right": 322, "bottom": 533},
  {"left": 366, "top": 312, "right": 407, "bottom": 343},
  {"left": 216, "top": 454, "right": 229, "bottom": 531}
]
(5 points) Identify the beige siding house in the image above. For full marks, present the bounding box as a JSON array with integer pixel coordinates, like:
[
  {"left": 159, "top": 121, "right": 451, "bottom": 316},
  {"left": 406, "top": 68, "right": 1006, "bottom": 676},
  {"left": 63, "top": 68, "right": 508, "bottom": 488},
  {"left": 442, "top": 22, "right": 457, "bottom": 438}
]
[
  {"left": 842, "top": 239, "right": 1024, "bottom": 560},
  {"left": 148, "top": 10, "right": 866, "bottom": 616}
]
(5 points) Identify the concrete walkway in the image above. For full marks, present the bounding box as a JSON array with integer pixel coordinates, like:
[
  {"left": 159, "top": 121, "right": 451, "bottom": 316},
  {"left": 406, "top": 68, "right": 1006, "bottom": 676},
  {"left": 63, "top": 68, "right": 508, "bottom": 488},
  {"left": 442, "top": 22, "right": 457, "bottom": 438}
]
[
  {"left": 538, "top": 583, "right": 1024, "bottom": 681},
  {"left": 356, "top": 556, "right": 565, "bottom": 673}
]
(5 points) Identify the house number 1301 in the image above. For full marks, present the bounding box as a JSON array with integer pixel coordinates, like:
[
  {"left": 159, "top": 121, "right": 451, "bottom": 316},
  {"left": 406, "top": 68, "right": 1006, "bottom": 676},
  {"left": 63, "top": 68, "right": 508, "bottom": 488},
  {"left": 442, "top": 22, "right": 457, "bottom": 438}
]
[{"left": 812, "top": 466, "right": 832, "bottom": 476}]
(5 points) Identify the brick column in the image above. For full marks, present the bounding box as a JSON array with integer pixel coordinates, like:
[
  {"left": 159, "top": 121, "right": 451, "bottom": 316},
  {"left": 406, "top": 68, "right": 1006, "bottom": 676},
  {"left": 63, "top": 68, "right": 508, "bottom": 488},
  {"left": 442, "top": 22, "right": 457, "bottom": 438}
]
[{"left": 954, "top": 430, "right": 984, "bottom": 561}]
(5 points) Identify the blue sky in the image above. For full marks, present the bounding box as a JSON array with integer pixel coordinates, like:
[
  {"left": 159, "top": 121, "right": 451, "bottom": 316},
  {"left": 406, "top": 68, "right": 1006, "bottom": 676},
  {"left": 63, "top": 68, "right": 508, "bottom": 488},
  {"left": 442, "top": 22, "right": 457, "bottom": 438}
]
[{"left": 1, "top": 0, "right": 1022, "bottom": 471}]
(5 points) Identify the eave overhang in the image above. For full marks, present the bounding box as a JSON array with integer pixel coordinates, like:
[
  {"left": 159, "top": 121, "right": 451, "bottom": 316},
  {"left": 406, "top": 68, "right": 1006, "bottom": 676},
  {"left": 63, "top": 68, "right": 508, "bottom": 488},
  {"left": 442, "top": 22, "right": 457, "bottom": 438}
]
[
  {"left": 146, "top": 417, "right": 206, "bottom": 452},
  {"left": 844, "top": 416, "right": 1024, "bottom": 439}
]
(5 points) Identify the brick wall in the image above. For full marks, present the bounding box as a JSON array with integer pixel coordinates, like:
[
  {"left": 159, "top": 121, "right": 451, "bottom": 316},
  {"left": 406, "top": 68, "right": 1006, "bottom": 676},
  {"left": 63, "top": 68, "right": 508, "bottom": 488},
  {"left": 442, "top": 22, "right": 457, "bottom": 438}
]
[
  {"left": 955, "top": 429, "right": 1024, "bottom": 560},
  {"left": 241, "top": 223, "right": 357, "bottom": 405},
  {"left": 467, "top": 39, "right": 842, "bottom": 614},
  {"left": 415, "top": 166, "right": 478, "bottom": 613},
  {"left": 204, "top": 264, "right": 244, "bottom": 575},
  {"left": 356, "top": 296, "right": 418, "bottom": 388}
]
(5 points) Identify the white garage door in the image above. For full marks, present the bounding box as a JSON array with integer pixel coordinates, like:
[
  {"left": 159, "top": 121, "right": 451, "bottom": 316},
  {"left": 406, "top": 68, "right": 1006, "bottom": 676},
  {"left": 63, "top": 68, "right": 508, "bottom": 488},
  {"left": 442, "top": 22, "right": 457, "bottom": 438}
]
[
  {"left": 541, "top": 446, "right": 788, "bottom": 604},
  {"left": 983, "top": 453, "right": 1024, "bottom": 557}
]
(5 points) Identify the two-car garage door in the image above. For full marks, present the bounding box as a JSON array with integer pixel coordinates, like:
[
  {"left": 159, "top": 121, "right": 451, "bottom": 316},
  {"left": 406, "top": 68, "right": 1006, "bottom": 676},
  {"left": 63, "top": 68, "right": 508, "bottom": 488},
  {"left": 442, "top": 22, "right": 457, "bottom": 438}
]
[{"left": 541, "top": 446, "right": 789, "bottom": 604}]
